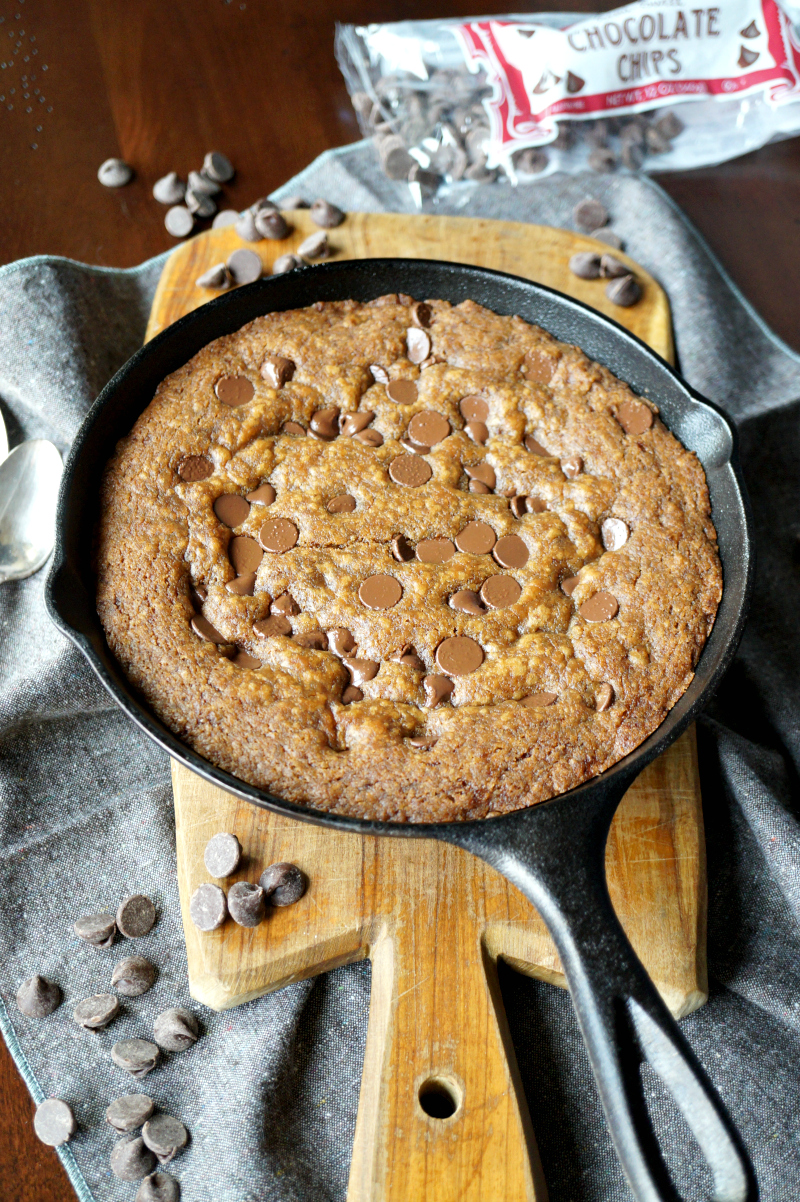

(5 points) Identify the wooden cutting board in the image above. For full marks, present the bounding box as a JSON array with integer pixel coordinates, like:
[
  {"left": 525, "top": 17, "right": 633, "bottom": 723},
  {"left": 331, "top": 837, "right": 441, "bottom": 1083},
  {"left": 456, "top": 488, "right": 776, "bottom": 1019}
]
[{"left": 146, "top": 212, "right": 704, "bottom": 1202}]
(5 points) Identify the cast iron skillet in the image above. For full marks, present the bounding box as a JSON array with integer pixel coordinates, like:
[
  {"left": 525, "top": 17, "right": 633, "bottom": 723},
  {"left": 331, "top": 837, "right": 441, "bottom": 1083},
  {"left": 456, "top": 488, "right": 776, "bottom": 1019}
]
[{"left": 46, "top": 259, "right": 756, "bottom": 1202}]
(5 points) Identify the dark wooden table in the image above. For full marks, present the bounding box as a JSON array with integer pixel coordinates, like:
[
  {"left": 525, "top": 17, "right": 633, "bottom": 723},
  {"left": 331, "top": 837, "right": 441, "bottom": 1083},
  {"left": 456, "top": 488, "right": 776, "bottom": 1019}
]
[{"left": 1, "top": 1, "right": 798, "bottom": 1198}]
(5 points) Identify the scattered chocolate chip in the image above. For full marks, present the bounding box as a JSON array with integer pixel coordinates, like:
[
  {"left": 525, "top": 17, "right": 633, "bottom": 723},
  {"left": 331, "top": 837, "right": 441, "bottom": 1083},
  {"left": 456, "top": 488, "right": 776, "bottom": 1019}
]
[
  {"left": 117, "top": 895, "right": 157, "bottom": 939},
  {"left": 561, "top": 575, "right": 581, "bottom": 596},
  {"left": 73, "top": 993, "right": 120, "bottom": 1030},
  {"left": 407, "top": 328, "right": 431, "bottom": 365},
  {"left": 655, "top": 111, "right": 685, "bottom": 138},
  {"left": 480, "top": 575, "right": 522, "bottom": 608},
  {"left": 596, "top": 682, "right": 615, "bottom": 711},
  {"left": 573, "top": 198, "right": 608, "bottom": 231},
  {"left": 111, "top": 1136, "right": 158, "bottom": 1181},
  {"left": 142, "top": 1115, "right": 189, "bottom": 1162},
  {"left": 135, "top": 1171, "right": 180, "bottom": 1202},
  {"left": 295, "top": 631, "right": 328, "bottom": 650},
  {"left": 16, "top": 975, "right": 61, "bottom": 1018},
  {"left": 389, "top": 455, "right": 432, "bottom": 487},
  {"left": 310, "top": 198, "right": 345, "bottom": 228},
  {"left": 251, "top": 197, "right": 278, "bottom": 216},
  {"left": 259, "top": 862, "right": 307, "bottom": 906},
  {"left": 214, "top": 494, "right": 250, "bottom": 528},
  {"left": 340, "top": 411, "right": 374, "bottom": 436},
  {"left": 262, "top": 356, "right": 295, "bottom": 388},
  {"left": 203, "top": 151, "right": 235, "bottom": 183},
  {"left": 112, "top": 956, "right": 157, "bottom": 997},
  {"left": 235, "top": 210, "right": 260, "bottom": 242},
  {"left": 246, "top": 483, "right": 276, "bottom": 505},
  {"left": 392, "top": 645, "right": 425, "bottom": 670},
  {"left": 493, "top": 534, "right": 529, "bottom": 569},
  {"left": 645, "top": 125, "right": 672, "bottom": 154},
  {"left": 579, "top": 591, "right": 620, "bottom": 621},
  {"left": 569, "top": 252, "right": 602, "bottom": 280},
  {"left": 111, "top": 1039, "right": 161, "bottom": 1079},
  {"left": 522, "top": 692, "right": 558, "bottom": 707},
  {"left": 281, "top": 195, "right": 309, "bottom": 210},
  {"left": 354, "top": 429, "right": 383, "bottom": 447},
  {"left": 411, "top": 301, "right": 432, "bottom": 328},
  {"left": 464, "top": 463, "right": 496, "bottom": 489},
  {"left": 273, "top": 253, "right": 304, "bottom": 274},
  {"left": 187, "top": 170, "right": 220, "bottom": 198},
  {"left": 387, "top": 535, "right": 412, "bottom": 564},
  {"left": 226, "top": 882, "right": 265, "bottom": 928},
  {"left": 615, "top": 399, "right": 653, "bottom": 434},
  {"left": 470, "top": 480, "right": 490, "bottom": 495},
  {"left": 282, "top": 421, "right": 306, "bottom": 436},
  {"left": 226, "top": 573, "right": 257, "bottom": 597},
  {"left": 342, "top": 686, "right": 363, "bottom": 704},
  {"left": 98, "top": 158, "right": 133, "bottom": 187},
  {"left": 408, "top": 736, "right": 438, "bottom": 750},
  {"left": 455, "top": 521, "right": 496, "bottom": 555},
  {"left": 523, "top": 350, "right": 559, "bottom": 384},
  {"left": 589, "top": 148, "right": 616, "bottom": 172},
  {"left": 185, "top": 189, "right": 216, "bottom": 219},
  {"left": 153, "top": 1007, "right": 199, "bottom": 1053},
  {"left": 423, "top": 675, "right": 454, "bottom": 707},
  {"left": 358, "top": 575, "right": 402, "bottom": 609},
  {"left": 253, "top": 615, "right": 292, "bottom": 638},
  {"left": 401, "top": 435, "right": 429, "bottom": 455},
  {"left": 177, "top": 455, "right": 213, "bottom": 481},
  {"left": 600, "top": 253, "right": 628, "bottom": 279},
  {"left": 524, "top": 434, "right": 551, "bottom": 456},
  {"left": 310, "top": 407, "right": 340, "bottom": 439},
  {"left": 510, "top": 495, "right": 527, "bottom": 519},
  {"left": 74, "top": 913, "right": 116, "bottom": 948},
  {"left": 449, "top": 589, "right": 485, "bottom": 616},
  {"left": 328, "top": 628, "right": 356, "bottom": 655},
  {"left": 327, "top": 494, "right": 356, "bottom": 513},
  {"left": 106, "top": 1095, "right": 155, "bottom": 1134},
  {"left": 407, "top": 411, "right": 450, "bottom": 447},
  {"left": 191, "top": 614, "right": 227, "bottom": 644},
  {"left": 459, "top": 395, "right": 489, "bottom": 422},
  {"left": 212, "top": 209, "right": 240, "bottom": 229},
  {"left": 601, "top": 517, "right": 629, "bottom": 551},
  {"left": 226, "top": 248, "right": 262, "bottom": 285},
  {"left": 203, "top": 833, "right": 242, "bottom": 879},
  {"left": 416, "top": 537, "right": 455, "bottom": 564},
  {"left": 34, "top": 1099, "right": 76, "bottom": 1147},
  {"left": 606, "top": 274, "right": 641, "bottom": 307},
  {"left": 591, "top": 228, "right": 624, "bottom": 250},
  {"left": 232, "top": 649, "right": 261, "bottom": 669},
  {"left": 259, "top": 518, "right": 298, "bottom": 553},
  {"left": 370, "top": 364, "right": 390, "bottom": 386},
  {"left": 343, "top": 658, "right": 380, "bottom": 686},
  {"left": 386, "top": 378, "right": 418, "bottom": 405},
  {"left": 190, "top": 583, "right": 207, "bottom": 605},
  {"left": 271, "top": 592, "right": 300, "bottom": 616},
  {"left": 254, "top": 210, "right": 289, "bottom": 240},
  {"left": 152, "top": 172, "right": 185, "bottom": 205},
  {"left": 164, "top": 206, "right": 194, "bottom": 238},
  {"left": 436, "top": 636, "right": 484, "bottom": 676},
  {"left": 465, "top": 420, "right": 489, "bottom": 445},
  {"left": 215, "top": 375, "right": 255, "bottom": 407},
  {"left": 230, "top": 535, "right": 264, "bottom": 575},
  {"left": 195, "top": 263, "right": 230, "bottom": 290},
  {"left": 561, "top": 456, "right": 583, "bottom": 479},
  {"left": 189, "top": 884, "right": 227, "bottom": 932},
  {"left": 298, "top": 231, "right": 329, "bottom": 259}
]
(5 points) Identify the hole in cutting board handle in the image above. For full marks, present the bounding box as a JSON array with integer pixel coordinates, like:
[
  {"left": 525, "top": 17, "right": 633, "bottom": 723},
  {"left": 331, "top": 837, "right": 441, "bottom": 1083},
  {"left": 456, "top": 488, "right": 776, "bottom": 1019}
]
[{"left": 418, "top": 1077, "right": 462, "bottom": 1120}]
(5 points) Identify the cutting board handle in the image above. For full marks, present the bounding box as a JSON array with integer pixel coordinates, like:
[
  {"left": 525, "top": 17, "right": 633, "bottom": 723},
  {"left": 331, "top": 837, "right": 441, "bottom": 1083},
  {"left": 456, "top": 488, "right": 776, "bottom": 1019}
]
[{"left": 448, "top": 785, "right": 757, "bottom": 1202}]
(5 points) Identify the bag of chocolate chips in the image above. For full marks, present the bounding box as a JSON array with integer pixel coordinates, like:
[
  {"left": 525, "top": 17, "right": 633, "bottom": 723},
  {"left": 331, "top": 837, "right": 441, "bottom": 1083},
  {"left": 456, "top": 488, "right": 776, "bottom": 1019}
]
[{"left": 335, "top": 0, "right": 800, "bottom": 200}]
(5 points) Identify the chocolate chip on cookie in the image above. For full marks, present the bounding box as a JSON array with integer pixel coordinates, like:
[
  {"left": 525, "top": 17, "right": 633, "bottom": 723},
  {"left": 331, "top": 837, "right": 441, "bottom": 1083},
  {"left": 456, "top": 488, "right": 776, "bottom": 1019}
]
[
  {"left": 455, "top": 521, "right": 496, "bottom": 555},
  {"left": 493, "top": 535, "right": 529, "bottom": 570},
  {"left": 386, "top": 379, "right": 417, "bottom": 405},
  {"left": 416, "top": 538, "right": 455, "bottom": 564},
  {"left": 435, "top": 636, "right": 484, "bottom": 676},
  {"left": 259, "top": 519, "right": 298, "bottom": 553},
  {"left": 579, "top": 591, "right": 619, "bottom": 621},
  {"left": 389, "top": 455, "right": 432, "bottom": 487},
  {"left": 215, "top": 375, "right": 255, "bottom": 408},
  {"left": 480, "top": 576, "right": 522, "bottom": 608},
  {"left": 358, "top": 575, "right": 402, "bottom": 609}
]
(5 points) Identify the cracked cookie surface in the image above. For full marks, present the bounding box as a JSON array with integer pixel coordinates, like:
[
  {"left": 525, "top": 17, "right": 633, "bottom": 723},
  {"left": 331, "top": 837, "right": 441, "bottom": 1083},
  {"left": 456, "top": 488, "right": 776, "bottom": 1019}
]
[{"left": 96, "top": 295, "right": 722, "bottom": 822}]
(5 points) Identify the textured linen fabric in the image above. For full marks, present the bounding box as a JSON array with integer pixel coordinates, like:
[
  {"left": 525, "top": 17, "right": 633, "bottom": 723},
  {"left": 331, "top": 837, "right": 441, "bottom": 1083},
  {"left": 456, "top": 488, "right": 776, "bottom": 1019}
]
[{"left": 1, "top": 139, "right": 799, "bottom": 1201}]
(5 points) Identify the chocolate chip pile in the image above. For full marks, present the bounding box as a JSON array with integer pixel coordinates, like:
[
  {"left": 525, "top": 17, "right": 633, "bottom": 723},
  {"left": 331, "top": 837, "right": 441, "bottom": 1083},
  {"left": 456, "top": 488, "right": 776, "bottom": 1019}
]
[
  {"left": 350, "top": 69, "right": 685, "bottom": 191},
  {"left": 189, "top": 833, "right": 306, "bottom": 933},
  {"left": 97, "top": 294, "right": 722, "bottom": 822},
  {"left": 16, "top": 891, "right": 199, "bottom": 1199}
]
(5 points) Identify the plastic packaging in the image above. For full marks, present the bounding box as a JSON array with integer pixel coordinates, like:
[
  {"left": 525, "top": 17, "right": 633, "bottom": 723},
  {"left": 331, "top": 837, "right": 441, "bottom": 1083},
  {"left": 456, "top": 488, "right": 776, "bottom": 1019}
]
[{"left": 336, "top": 0, "right": 800, "bottom": 199}]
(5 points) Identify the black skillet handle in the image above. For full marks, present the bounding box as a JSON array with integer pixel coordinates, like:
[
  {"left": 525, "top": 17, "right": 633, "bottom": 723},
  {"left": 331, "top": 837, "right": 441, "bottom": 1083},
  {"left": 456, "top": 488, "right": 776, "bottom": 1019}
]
[{"left": 446, "top": 783, "right": 757, "bottom": 1202}]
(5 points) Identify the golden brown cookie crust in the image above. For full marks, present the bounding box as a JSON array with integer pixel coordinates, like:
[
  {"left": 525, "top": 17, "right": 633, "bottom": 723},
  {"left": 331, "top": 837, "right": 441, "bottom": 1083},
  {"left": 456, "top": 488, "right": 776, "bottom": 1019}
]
[{"left": 96, "top": 296, "right": 722, "bottom": 822}]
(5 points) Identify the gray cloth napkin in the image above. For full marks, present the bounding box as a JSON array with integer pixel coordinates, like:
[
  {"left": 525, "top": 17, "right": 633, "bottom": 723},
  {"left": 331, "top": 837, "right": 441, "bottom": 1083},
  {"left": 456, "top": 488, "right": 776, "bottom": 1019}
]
[{"left": 1, "top": 139, "right": 799, "bottom": 1202}]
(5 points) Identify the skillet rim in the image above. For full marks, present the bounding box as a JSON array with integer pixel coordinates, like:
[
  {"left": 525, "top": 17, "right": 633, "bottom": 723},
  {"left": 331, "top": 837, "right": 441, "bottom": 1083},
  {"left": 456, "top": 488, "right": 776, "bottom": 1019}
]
[{"left": 45, "top": 256, "right": 754, "bottom": 837}]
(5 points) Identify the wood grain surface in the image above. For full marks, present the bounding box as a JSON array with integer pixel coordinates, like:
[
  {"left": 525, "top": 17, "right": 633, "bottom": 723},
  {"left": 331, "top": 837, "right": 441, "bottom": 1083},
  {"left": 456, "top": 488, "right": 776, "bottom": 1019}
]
[
  {"left": 1, "top": 1, "right": 796, "bottom": 1198},
  {"left": 159, "top": 211, "right": 705, "bottom": 1200}
]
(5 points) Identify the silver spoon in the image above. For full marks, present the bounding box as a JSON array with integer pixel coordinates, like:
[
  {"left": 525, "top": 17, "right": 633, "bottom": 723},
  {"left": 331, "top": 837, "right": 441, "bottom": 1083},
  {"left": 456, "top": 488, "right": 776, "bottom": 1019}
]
[
  {"left": 0, "top": 439, "right": 63, "bottom": 583},
  {"left": 0, "top": 408, "right": 8, "bottom": 465}
]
